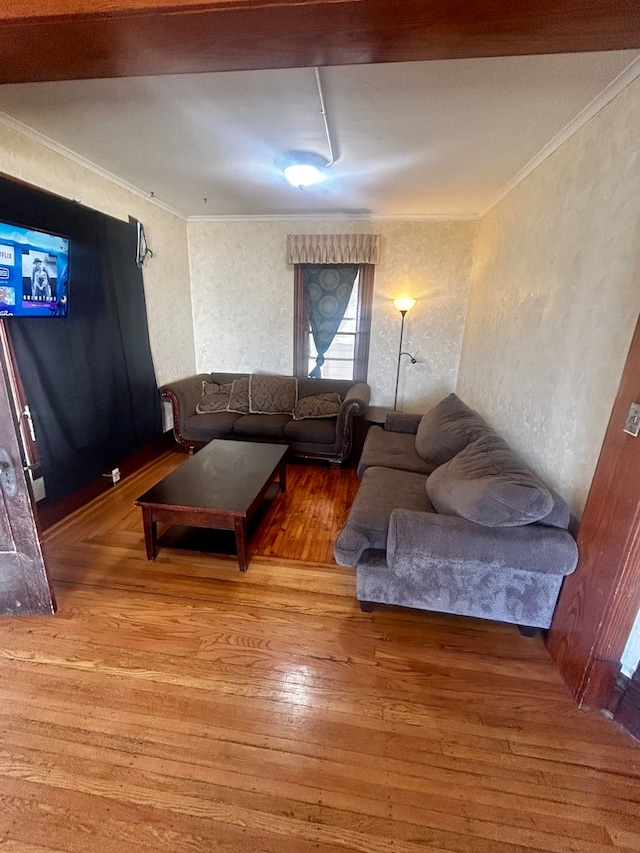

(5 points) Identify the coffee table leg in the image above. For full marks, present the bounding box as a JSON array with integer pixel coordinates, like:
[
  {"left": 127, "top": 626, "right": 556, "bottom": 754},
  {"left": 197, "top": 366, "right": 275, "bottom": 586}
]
[
  {"left": 141, "top": 506, "right": 157, "bottom": 561},
  {"left": 279, "top": 459, "right": 287, "bottom": 493},
  {"left": 234, "top": 517, "right": 248, "bottom": 571}
]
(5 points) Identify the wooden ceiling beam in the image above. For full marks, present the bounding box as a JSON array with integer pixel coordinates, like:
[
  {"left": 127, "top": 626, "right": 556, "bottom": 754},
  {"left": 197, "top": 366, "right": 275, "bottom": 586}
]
[{"left": 1, "top": 0, "right": 639, "bottom": 84}]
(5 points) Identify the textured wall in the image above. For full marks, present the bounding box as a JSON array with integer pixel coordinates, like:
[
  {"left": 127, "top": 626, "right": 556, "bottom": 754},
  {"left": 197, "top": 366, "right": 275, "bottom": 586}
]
[
  {"left": 187, "top": 218, "right": 477, "bottom": 410},
  {"left": 457, "top": 76, "right": 640, "bottom": 518},
  {"left": 0, "top": 119, "right": 196, "bottom": 388}
]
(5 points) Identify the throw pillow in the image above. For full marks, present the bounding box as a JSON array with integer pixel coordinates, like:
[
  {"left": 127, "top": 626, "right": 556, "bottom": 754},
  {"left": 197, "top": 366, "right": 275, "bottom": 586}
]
[
  {"left": 293, "top": 392, "right": 342, "bottom": 420},
  {"left": 249, "top": 374, "right": 298, "bottom": 415},
  {"left": 425, "top": 434, "right": 554, "bottom": 527},
  {"left": 415, "top": 393, "right": 490, "bottom": 466},
  {"left": 196, "top": 380, "right": 232, "bottom": 414},
  {"left": 226, "top": 376, "right": 250, "bottom": 413}
]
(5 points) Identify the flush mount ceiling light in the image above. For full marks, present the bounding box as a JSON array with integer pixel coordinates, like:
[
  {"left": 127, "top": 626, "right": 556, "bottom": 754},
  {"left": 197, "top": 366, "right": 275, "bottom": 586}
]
[
  {"left": 283, "top": 153, "right": 329, "bottom": 188},
  {"left": 283, "top": 68, "right": 336, "bottom": 189}
]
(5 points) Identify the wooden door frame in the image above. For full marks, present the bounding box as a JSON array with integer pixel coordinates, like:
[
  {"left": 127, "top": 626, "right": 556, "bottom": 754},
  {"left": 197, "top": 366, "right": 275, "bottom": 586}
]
[
  {"left": 2, "top": 1, "right": 640, "bottom": 85},
  {"left": 547, "top": 312, "right": 640, "bottom": 710}
]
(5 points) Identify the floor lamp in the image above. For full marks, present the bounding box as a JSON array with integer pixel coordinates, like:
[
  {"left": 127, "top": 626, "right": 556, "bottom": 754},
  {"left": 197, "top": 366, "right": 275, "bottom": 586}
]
[{"left": 393, "top": 297, "right": 417, "bottom": 411}]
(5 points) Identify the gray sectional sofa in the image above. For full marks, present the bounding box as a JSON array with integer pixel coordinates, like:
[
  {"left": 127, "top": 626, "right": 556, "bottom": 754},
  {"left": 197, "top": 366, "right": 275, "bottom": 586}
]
[
  {"left": 160, "top": 372, "right": 370, "bottom": 465},
  {"left": 335, "top": 394, "right": 579, "bottom": 632}
]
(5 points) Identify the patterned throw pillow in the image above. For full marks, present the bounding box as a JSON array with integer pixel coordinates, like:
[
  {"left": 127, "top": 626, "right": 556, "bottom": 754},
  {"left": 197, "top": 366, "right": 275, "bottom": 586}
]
[
  {"left": 196, "top": 380, "right": 232, "bottom": 413},
  {"left": 226, "top": 376, "right": 250, "bottom": 413},
  {"left": 293, "top": 393, "right": 342, "bottom": 420},
  {"left": 249, "top": 374, "right": 298, "bottom": 414}
]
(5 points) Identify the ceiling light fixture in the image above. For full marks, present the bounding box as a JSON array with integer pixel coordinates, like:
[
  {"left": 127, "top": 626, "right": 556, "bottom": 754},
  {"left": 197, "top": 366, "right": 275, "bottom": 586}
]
[{"left": 283, "top": 67, "right": 336, "bottom": 188}]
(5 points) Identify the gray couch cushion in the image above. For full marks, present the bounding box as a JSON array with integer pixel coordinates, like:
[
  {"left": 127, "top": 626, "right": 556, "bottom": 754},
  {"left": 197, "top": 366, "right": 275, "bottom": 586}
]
[
  {"left": 183, "top": 411, "right": 240, "bottom": 441},
  {"left": 426, "top": 434, "right": 554, "bottom": 527},
  {"left": 334, "top": 466, "right": 434, "bottom": 566},
  {"left": 414, "top": 393, "right": 490, "bottom": 466},
  {"left": 233, "top": 413, "right": 291, "bottom": 438},
  {"left": 283, "top": 417, "right": 336, "bottom": 445},
  {"left": 357, "top": 425, "right": 435, "bottom": 478},
  {"left": 249, "top": 374, "right": 298, "bottom": 414}
]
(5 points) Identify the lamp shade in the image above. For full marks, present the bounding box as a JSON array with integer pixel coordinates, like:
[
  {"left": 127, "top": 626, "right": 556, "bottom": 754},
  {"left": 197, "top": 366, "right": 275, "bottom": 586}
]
[{"left": 393, "top": 297, "right": 416, "bottom": 313}]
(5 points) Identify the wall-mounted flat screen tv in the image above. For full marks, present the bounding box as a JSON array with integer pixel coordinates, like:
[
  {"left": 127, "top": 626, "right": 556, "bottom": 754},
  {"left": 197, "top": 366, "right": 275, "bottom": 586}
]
[{"left": 0, "top": 220, "right": 69, "bottom": 317}]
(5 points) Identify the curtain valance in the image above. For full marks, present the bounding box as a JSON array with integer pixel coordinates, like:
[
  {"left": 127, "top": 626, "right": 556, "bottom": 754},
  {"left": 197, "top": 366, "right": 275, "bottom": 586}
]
[{"left": 286, "top": 233, "right": 380, "bottom": 265}]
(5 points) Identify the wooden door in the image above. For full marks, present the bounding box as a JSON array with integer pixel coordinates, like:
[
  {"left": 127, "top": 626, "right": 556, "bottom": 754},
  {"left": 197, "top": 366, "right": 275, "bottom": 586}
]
[
  {"left": 547, "top": 312, "right": 640, "bottom": 709},
  {"left": 0, "top": 349, "right": 54, "bottom": 615}
]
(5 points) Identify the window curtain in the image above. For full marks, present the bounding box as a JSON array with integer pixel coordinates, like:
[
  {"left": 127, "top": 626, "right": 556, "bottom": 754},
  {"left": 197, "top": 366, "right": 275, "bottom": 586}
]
[
  {"left": 0, "top": 176, "right": 162, "bottom": 503},
  {"left": 302, "top": 264, "right": 359, "bottom": 378},
  {"left": 286, "top": 233, "right": 380, "bottom": 265}
]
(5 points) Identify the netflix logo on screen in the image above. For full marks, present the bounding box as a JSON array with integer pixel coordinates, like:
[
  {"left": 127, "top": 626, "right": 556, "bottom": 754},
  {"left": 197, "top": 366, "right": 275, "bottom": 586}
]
[{"left": 0, "top": 244, "right": 15, "bottom": 265}]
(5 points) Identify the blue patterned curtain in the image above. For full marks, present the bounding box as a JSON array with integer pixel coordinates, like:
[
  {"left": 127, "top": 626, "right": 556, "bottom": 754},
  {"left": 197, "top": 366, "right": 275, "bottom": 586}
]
[{"left": 302, "top": 264, "right": 359, "bottom": 378}]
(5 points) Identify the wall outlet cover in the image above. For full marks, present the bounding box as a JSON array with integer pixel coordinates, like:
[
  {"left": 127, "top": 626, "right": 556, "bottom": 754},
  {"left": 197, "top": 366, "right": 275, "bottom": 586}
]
[{"left": 623, "top": 402, "right": 640, "bottom": 437}]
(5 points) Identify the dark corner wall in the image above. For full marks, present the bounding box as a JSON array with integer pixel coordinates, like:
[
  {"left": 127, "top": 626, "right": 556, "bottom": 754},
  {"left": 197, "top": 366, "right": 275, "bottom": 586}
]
[{"left": 0, "top": 175, "right": 162, "bottom": 503}]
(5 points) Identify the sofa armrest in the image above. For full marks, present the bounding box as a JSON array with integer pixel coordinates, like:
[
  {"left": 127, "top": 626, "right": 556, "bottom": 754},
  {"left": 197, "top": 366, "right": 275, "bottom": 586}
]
[
  {"left": 384, "top": 412, "right": 422, "bottom": 433},
  {"left": 336, "top": 382, "right": 371, "bottom": 432},
  {"left": 342, "top": 382, "right": 371, "bottom": 412},
  {"left": 387, "top": 509, "right": 578, "bottom": 577},
  {"left": 330, "top": 382, "right": 370, "bottom": 463},
  {"left": 159, "top": 373, "right": 211, "bottom": 443}
]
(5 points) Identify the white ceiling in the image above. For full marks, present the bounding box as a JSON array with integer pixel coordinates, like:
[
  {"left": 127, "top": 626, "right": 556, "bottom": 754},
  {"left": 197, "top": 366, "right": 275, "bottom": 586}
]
[{"left": 0, "top": 50, "right": 637, "bottom": 219}]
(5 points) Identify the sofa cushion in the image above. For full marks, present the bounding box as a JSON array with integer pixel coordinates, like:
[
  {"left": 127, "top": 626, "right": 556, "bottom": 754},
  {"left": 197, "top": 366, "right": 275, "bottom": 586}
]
[
  {"left": 183, "top": 411, "right": 240, "bottom": 441},
  {"left": 414, "top": 393, "right": 490, "bottom": 466},
  {"left": 196, "top": 380, "right": 232, "bottom": 414},
  {"left": 293, "top": 392, "right": 342, "bottom": 420},
  {"left": 249, "top": 374, "right": 298, "bottom": 415},
  {"left": 357, "top": 425, "right": 435, "bottom": 478},
  {"left": 426, "top": 434, "right": 554, "bottom": 527},
  {"left": 283, "top": 417, "right": 336, "bottom": 445},
  {"left": 227, "top": 376, "right": 250, "bottom": 414},
  {"left": 233, "top": 413, "right": 291, "bottom": 438},
  {"left": 334, "top": 466, "right": 434, "bottom": 566}
]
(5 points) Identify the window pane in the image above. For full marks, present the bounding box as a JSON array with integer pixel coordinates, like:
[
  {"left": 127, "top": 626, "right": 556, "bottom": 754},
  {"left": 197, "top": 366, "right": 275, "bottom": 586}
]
[
  {"left": 310, "top": 333, "right": 355, "bottom": 361},
  {"left": 339, "top": 317, "right": 357, "bottom": 334},
  {"left": 308, "top": 357, "right": 354, "bottom": 380}
]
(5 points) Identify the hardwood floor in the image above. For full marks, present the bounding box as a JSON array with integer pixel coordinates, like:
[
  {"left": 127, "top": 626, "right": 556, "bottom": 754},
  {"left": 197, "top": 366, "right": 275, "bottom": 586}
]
[{"left": 1, "top": 450, "right": 639, "bottom": 852}]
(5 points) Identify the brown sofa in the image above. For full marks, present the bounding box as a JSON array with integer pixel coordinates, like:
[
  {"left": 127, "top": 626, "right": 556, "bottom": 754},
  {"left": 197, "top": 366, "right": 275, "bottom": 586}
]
[{"left": 160, "top": 372, "right": 371, "bottom": 465}]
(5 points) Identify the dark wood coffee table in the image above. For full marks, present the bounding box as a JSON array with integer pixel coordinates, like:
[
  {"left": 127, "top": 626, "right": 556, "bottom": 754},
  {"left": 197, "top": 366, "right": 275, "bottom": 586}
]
[{"left": 134, "top": 440, "right": 287, "bottom": 571}]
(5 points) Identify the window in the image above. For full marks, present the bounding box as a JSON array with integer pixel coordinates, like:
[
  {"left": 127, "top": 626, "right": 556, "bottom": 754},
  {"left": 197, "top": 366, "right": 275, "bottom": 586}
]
[{"left": 293, "top": 263, "right": 374, "bottom": 382}]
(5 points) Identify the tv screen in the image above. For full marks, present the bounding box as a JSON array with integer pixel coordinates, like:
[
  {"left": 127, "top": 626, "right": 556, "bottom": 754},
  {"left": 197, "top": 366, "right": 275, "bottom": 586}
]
[{"left": 0, "top": 220, "right": 69, "bottom": 317}]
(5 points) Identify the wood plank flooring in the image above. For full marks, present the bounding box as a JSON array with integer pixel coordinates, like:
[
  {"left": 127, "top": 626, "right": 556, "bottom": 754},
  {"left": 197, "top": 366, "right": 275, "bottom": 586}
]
[{"left": 1, "top": 450, "right": 639, "bottom": 852}]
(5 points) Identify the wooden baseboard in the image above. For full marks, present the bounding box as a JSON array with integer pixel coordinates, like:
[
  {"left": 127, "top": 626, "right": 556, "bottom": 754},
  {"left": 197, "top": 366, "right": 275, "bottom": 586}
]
[
  {"left": 614, "top": 668, "right": 640, "bottom": 742},
  {"left": 37, "top": 431, "right": 176, "bottom": 530}
]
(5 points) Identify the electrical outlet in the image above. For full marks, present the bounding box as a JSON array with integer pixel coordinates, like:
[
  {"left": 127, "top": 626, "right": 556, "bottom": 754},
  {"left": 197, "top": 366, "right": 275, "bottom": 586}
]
[
  {"left": 623, "top": 403, "right": 640, "bottom": 437},
  {"left": 111, "top": 467, "right": 121, "bottom": 484}
]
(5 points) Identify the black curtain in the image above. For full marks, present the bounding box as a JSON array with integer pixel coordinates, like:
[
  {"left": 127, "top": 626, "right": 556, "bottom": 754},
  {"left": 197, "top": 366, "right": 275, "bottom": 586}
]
[{"left": 0, "top": 176, "right": 162, "bottom": 502}]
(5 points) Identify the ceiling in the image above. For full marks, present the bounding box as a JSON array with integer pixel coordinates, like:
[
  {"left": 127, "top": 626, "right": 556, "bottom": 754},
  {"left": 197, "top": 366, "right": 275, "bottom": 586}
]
[{"left": 0, "top": 50, "right": 637, "bottom": 219}]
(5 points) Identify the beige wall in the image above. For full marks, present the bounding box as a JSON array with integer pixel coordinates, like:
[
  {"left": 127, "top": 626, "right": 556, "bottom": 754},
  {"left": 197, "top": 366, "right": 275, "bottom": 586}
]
[
  {"left": 457, "top": 76, "right": 640, "bottom": 517},
  {"left": 0, "top": 119, "right": 196, "bottom": 388},
  {"left": 187, "top": 218, "right": 477, "bottom": 410}
]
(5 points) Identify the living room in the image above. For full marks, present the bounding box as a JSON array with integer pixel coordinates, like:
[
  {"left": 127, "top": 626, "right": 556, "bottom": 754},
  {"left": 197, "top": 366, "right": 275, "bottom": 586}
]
[{"left": 1, "top": 2, "right": 640, "bottom": 848}]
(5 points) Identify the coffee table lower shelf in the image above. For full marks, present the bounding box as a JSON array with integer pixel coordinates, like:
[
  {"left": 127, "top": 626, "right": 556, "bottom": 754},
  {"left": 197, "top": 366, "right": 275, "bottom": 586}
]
[{"left": 134, "top": 440, "right": 288, "bottom": 571}]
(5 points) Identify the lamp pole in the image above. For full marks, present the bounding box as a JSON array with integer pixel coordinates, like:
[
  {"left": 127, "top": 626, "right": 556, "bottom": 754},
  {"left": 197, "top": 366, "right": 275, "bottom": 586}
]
[{"left": 394, "top": 310, "right": 407, "bottom": 411}]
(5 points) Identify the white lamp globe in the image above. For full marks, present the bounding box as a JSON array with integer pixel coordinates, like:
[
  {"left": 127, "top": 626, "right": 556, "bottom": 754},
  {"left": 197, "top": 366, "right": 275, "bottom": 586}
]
[{"left": 284, "top": 163, "right": 326, "bottom": 188}]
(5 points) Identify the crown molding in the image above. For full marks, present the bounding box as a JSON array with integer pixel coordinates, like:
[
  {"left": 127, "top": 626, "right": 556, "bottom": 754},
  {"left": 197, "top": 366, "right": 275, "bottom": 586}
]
[
  {"left": 0, "top": 111, "right": 187, "bottom": 220},
  {"left": 481, "top": 54, "right": 640, "bottom": 217},
  {"left": 187, "top": 213, "right": 480, "bottom": 223}
]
